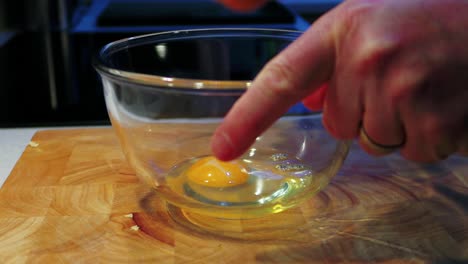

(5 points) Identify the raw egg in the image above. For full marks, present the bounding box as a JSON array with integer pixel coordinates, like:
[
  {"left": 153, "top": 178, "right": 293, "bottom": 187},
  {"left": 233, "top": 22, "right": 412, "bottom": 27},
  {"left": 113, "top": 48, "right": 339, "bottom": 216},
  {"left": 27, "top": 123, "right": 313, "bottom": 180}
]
[{"left": 186, "top": 156, "right": 248, "bottom": 188}]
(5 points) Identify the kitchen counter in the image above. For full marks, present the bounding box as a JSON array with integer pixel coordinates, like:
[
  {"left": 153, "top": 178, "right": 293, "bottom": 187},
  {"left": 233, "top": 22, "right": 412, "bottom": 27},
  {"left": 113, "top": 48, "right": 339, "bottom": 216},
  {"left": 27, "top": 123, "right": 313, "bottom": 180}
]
[
  {"left": 0, "top": 126, "right": 107, "bottom": 188},
  {"left": 0, "top": 128, "right": 40, "bottom": 187},
  {"left": 0, "top": 126, "right": 466, "bottom": 262}
]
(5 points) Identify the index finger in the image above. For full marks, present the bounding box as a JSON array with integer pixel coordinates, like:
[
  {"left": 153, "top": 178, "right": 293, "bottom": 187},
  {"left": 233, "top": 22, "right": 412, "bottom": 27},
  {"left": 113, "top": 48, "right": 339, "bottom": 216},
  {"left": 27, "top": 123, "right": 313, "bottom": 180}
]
[{"left": 211, "top": 12, "right": 338, "bottom": 161}]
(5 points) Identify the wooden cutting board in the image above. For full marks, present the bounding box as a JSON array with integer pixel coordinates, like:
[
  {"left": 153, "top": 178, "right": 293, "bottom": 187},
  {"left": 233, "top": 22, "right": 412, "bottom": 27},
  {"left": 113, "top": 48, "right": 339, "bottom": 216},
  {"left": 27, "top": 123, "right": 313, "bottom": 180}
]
[{"left": 0, "top": 128, "right": 467, "bottom": 263}]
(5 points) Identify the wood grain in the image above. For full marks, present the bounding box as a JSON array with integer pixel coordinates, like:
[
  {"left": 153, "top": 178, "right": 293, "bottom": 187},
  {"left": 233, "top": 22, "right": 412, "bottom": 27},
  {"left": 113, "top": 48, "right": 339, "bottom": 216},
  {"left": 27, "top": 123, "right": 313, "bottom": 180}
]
[{"left": 0, "top": 128, "right": 467, "bottom": 263}]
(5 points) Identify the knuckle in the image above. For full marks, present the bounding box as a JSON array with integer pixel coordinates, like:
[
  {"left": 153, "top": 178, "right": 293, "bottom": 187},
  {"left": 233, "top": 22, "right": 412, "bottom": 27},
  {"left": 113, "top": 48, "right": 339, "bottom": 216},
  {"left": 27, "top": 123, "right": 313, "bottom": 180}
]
[
  {"left": 387, "top": 64, "right": 430, "bottom": 108},
  {"left": 358, "top": 37, "right": 399, "bottom": 72},
  {"left": 353, "top": 24, "right": 400, "bottom": 70},
  {"left": 260, "top": 59, "right": 301, "bottom": 98},
  {"left": 338, "top": 4, "right": 402, "bottom": 76},
  {"left": 342, "top": 1, "right": 374, "bottom": 30}
]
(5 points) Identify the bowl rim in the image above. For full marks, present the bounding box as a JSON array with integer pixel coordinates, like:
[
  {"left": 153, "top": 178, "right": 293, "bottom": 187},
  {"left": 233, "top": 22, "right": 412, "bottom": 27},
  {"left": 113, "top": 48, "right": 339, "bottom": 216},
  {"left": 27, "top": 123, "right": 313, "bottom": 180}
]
[{"left": 93, "top": 28, "right": 303, "bottom": 91}]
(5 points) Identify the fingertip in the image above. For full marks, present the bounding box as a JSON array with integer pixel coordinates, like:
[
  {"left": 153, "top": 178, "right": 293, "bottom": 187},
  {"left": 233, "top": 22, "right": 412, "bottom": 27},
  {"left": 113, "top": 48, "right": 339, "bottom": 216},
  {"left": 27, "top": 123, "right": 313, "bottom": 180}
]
[{"left": 211, "top": 129, "right": 238, "bottom": 161}]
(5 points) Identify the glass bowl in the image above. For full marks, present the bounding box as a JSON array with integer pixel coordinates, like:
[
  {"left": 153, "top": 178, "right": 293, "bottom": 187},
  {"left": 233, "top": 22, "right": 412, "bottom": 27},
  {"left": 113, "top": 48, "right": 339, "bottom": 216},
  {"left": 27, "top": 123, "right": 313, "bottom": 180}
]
[{"left": 94, "top": 29, "right": 350, "bottom": 221}]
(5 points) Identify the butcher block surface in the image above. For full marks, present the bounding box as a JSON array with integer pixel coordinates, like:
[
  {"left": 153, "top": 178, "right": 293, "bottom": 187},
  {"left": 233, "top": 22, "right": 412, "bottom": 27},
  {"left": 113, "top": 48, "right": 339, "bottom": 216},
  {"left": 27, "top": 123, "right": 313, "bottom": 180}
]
[{"left": 0, "top": 128, "right": 467, "bottom": 263}]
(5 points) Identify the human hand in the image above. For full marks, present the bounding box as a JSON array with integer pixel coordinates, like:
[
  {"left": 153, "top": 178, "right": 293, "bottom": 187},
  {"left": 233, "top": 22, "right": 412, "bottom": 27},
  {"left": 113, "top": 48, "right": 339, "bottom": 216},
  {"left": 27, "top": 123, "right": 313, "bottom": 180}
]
[{"left": 212, "top": 0, "right": 468, "bottom": 163}]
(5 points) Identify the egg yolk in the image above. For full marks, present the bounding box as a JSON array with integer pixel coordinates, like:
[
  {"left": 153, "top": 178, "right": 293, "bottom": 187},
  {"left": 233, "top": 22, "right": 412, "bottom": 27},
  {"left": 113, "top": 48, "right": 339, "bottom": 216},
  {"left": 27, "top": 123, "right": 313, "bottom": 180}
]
[{"left": 186, "top": 156, "right": 248, "bottom": 188}]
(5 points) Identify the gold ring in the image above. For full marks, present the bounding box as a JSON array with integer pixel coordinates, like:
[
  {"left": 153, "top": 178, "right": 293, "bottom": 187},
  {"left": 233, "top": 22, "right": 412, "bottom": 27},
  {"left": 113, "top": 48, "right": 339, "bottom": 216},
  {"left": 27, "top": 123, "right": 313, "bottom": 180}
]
[{"left": 359, "top": 127, "right": 405, "bottom": 155}]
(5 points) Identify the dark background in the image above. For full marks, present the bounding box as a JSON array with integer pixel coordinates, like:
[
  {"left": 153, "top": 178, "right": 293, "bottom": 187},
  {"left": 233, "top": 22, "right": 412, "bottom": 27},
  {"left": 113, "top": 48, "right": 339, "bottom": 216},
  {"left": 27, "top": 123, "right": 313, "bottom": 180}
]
[{"left": 0, "top": 0, "right": 340, "bottom": 127}]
